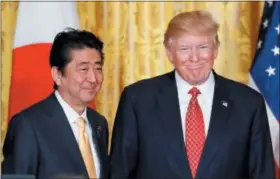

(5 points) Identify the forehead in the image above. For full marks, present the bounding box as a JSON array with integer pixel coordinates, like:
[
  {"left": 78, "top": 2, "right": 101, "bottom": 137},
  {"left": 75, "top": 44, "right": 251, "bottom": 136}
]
[
  {"left": 70, "top": 48, "right": 101, "bottom": 64},
  {"left": 176, "top": 34, "right": 214, "bottom": 45}
]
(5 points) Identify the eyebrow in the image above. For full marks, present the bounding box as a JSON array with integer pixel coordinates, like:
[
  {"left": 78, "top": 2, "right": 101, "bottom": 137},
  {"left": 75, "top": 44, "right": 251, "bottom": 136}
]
[
  {"left": 198, "top": 43, "right": 210, "bottom": 46},
  {"left": 77, "top": 62, "right": 89, "bottom": 67},
  {"left": 177, "top": 43, "right": 211, "bottom": 48},
  {"left": 178, "top": 44, "right": 190, "bottom": 47},
  {"left": 95, "top": 60, "right": 103, "bottom": 65},
  {"left": 77, "top": 60, "right": 103, "bottom": 66}
]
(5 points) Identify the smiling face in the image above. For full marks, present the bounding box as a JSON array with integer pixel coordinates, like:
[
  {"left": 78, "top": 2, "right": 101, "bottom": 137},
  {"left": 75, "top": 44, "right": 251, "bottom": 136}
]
[
  {"left": 52, "top": 48, "right": 103, "bottom": 109},
  {"left": 166, "top": 34, "right": 218, "bottom": 85}
]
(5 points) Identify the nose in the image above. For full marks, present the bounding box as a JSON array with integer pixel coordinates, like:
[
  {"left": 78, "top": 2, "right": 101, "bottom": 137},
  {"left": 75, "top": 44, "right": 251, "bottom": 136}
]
[
  {"left": 190, "top": 50, "right": 199, "bottom": 62},
  {"left": 87, "top": 69, "right": 97, "bottom": 83}
]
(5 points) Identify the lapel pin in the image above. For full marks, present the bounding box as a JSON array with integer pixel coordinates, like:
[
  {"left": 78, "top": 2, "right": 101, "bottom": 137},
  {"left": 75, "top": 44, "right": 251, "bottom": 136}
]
[
  {"left": 96, "top": 126, "right": 102, "bottom": 138},
  {"left": 222, "top": 101, "right": 228, "bottom": 107},
  {"left": 97, "top": 126, "right": 102, "bottom": 131}
]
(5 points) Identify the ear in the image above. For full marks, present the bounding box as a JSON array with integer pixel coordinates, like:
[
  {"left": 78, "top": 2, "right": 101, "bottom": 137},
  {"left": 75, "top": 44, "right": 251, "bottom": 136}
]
[
  {"left": 213, "top": 45, "right": 219, "bottom": 59},
  {"left": 165, "top": 47, "right": 174, "bottom": 64},
  {"left": 51, "top": 67, "right": 62, "bottom": 87}
]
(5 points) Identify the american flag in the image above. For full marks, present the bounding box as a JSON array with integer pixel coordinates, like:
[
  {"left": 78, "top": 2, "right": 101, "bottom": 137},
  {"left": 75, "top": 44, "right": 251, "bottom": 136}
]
[{"left": 249, "top": 1, "right": 279, "bottom": 176}]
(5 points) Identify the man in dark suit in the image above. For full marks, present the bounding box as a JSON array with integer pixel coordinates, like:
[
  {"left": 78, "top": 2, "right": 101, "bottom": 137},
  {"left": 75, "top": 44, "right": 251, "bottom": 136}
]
[
  {"left": 109, "top": 10, "right": 275, "bottom": 179},
  {"left": 2, "top": 28, "right": 109, "bottom": 179}
]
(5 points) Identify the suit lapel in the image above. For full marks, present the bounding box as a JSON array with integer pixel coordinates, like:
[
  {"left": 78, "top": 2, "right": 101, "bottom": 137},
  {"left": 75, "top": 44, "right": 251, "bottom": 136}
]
[
  {"left": 156, "top": 71, "right": 192, "bottom": 178},
  {"left": 43, "top": 93, "right": 88, "bottom": 177},
  {"left": 196, "top": 73, "right": 232, "bottom": 178}
]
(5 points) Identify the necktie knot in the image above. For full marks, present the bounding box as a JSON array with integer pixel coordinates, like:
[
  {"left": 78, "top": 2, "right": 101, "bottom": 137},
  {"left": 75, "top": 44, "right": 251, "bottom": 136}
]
[
  {"left": 188, "top": 87, "right": 201, "bottom": 97},
  {"left": 76, "top": 117, "right": 86, "bottom": 130}
]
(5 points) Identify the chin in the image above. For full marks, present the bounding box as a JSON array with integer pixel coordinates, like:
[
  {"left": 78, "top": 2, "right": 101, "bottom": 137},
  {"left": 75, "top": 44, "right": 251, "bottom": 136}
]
[
  {"left": 194, "top": 78, "right": 208, "bottom": 85},
  {"left": 81, "top": 94, "right": 95, "bottom": 103},
  {"left": 184, "top": 76, "right": 206, "bottom": 85}
]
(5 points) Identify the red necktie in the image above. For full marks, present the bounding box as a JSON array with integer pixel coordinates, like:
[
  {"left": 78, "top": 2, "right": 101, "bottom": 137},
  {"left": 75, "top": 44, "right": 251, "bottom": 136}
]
[{"left": 185, "top": 87, "right": 205, "bottom": 178}]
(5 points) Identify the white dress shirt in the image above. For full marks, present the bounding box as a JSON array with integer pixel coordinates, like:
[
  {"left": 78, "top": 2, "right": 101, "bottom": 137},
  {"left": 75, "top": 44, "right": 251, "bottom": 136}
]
[
  {"left": 55, "top": 90, "right": 100, "bottom": 177},
  {"left": 175, "top": 71, "right": 215, "bottom": 142}
]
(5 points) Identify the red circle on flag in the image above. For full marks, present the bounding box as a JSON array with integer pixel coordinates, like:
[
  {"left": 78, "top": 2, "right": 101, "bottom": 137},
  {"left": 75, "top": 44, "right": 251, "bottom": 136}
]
[{"left": 9, "top": 43, "right": 53, "bottom": 120}]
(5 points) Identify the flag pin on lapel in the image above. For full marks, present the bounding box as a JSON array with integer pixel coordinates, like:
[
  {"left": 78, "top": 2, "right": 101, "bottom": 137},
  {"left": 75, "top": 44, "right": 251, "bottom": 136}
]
[{"left": 222, "top": 101, "right": 228, "bottom": 107}]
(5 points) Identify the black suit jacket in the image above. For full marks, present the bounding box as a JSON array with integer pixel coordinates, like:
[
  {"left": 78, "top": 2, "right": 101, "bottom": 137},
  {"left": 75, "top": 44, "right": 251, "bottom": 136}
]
[
  {"left": 109, "top": 70, "right": 275, "bottom": 179},
  {"left": 2, "top": 93, "right": 109, "bottom": 179}
]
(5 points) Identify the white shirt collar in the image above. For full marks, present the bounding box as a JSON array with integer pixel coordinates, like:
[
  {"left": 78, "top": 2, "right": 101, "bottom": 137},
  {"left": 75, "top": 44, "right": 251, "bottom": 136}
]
[
  {"left": 175, "top": 70, "right": 215, "bottom": 99},
  {"left": 54, "top": 90, "right": 88, "bottom": 124}
]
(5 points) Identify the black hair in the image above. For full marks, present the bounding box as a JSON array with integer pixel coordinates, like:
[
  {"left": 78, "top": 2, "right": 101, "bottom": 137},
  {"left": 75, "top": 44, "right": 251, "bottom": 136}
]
[{"left": 49, "top": 27, "right": 104, "bottom": 89}]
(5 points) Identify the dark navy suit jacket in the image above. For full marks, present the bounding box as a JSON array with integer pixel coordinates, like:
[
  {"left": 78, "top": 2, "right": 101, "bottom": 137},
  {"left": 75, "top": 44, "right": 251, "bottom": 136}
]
[
  {"left": 2, "top": 93, "right": 109, "bottom": 179},
  {"left": 109, "top": 70, "right": 275, "bottom": 179}
]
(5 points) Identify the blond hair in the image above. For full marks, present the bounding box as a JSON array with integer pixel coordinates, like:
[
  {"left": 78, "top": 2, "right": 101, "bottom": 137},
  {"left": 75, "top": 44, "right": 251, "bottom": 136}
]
[{"left": 164, "top": 10, "right": 220, "bottom": 48}]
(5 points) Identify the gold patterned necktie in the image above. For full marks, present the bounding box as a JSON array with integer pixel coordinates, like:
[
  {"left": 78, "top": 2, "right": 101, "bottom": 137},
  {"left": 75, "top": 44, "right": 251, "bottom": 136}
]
[{"left": 76, "top": 117, "right": 97, "bottom": 178}]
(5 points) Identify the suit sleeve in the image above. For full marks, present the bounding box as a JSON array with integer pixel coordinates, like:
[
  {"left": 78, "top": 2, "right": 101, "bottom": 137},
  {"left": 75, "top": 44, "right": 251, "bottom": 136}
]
[
  {"left": 249, "top": 95, "right": 275, "bottom": 178},
  {"left": 2, "top": 114, "right": 38, "bottom": 175},
  {"left": 109, "top": 87, "right": 138, "bottom": 179}
]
